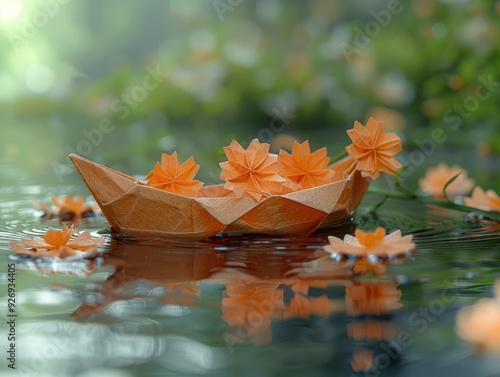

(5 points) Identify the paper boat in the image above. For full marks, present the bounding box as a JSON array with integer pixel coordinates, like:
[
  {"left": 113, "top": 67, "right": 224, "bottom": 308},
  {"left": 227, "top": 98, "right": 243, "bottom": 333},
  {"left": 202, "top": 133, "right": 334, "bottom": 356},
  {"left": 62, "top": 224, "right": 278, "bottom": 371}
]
[{"left": 70, "top": 153, "right": 370, "bottom": 239}]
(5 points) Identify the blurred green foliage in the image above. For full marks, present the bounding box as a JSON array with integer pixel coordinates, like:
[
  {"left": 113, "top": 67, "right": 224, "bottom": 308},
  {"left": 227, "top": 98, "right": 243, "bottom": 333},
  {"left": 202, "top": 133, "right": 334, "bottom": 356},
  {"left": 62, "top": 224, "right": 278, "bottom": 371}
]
[{"left": 1, "top": 0, "right": 500, "bottom": 183}]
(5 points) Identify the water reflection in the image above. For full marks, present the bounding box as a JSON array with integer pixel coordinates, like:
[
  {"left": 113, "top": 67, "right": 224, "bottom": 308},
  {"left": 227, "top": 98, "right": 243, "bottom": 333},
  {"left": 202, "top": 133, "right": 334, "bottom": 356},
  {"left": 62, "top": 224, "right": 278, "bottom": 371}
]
[
  {"left": 53, "top": 232, "right": 408, "bottom": 375},
  {"left": 5, "top": 158, "right": 500, "bottom": 376}
]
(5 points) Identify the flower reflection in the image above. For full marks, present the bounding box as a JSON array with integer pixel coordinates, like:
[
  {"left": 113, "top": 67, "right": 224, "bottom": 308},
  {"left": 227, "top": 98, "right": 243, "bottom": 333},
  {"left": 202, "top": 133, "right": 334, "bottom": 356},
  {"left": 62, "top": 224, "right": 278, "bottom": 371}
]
[
  {"left": 61, "top": 235, "right": 406, "bottom": 352},
  {"left": 283, "top": 280, "right": 332, "bottom": 320},
  {"left": 347, "top": 257, "right": 390, "bottom": 276},
  {"left": 222, "top": 282, "right": 283, "bottom": 345},
  {"left": 347, "top": 320, "right": 399, "bottom": 341},
  {"left": 345, "top": 280, "right": 402, "bottom": 316},
  {"left": 34, "top": 258, "right": 100, "bottom": 277},
  {"left": 346, "top": 279, "right": 402, "bottom": 374},
  {"left": 284, "top": 293, "right": 330, "bottom": 320},
  {"left": 351, "top": 347, "right": 374, "bottom": 372},
  {"left": 162, "top": 282, "right": 201, "bottom": 306},
  {"left": 221, "top": 279, "right": 340, "bottom": 345}
]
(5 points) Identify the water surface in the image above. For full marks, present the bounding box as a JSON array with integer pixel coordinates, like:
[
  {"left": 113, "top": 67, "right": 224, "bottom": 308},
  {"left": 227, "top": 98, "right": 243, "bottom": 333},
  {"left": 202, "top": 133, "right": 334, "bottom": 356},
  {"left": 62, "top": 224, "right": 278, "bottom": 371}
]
[{"left": 1, "top": 157, "right": 500, "bottom": 377}]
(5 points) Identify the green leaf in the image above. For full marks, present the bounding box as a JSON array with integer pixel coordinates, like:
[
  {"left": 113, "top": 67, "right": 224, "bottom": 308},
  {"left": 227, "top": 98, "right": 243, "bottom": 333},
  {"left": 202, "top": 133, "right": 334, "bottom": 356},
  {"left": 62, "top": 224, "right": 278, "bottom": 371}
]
[{"left": 442, "top": 172, "right": 462, "bottom": 203}]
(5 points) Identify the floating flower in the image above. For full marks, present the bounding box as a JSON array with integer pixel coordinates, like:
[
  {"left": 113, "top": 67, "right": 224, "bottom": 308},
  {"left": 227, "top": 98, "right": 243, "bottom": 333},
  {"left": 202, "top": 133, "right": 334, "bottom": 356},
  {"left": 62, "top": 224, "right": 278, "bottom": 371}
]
[
  {"left": 418, "top": 163, "right": 474, "bottom": 198},
  {"left": 324, "top": 227, "right": 415, "bottom": 257},
  {"left": 464, "top": 186, "right": 500, "bottom": 213},
  {"left": 146, "top": 152, "right": 204, "bottom": 197},
  {"left": 219, "top": 139, "right": 285, "bottom": 201},
  {"left": 10, "top": 225, "right": 104, "bottom": 259},
  {"left": 35, "top": 195, "right": 99, "bottom": 220},
  {"left": 345, "top": 280, "right": 402, "bottom": 316},
  {"left": 278, "top": 140, "right": 335, "bottom": 191},
  {"left": 456, "top": 298, "right": 500, "bottom": 354},
  {"left": 345, "top": 117, "right": 402, "bottom": 180}
]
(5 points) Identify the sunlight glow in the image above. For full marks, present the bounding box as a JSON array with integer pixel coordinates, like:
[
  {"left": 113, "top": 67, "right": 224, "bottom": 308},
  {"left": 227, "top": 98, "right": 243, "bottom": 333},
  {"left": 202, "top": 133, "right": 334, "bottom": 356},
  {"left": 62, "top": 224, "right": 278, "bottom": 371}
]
[{"left": 0, "top": 0, "right": 22, "bottom": 21}]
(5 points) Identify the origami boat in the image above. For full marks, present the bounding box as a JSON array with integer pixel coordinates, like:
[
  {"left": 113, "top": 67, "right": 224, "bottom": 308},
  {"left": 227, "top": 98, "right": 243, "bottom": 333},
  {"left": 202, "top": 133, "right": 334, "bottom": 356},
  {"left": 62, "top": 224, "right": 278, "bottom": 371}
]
[{"left": 70, "top": 154, "right": 370, "bottom": 239}]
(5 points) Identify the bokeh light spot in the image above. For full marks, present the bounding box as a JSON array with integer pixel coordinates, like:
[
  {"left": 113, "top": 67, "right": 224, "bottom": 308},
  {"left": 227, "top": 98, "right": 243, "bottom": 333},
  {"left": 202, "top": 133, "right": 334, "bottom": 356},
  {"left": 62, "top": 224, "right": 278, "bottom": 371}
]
[{"left": 25, "top": 63, "right": 55, "bottom": 94}]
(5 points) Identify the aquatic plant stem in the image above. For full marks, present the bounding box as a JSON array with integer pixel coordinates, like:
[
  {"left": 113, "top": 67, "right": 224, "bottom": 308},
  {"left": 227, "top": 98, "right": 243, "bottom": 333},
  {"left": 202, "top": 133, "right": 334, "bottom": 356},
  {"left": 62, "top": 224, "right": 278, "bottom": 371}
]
[
  {"left": 330, "top": 150, "right": 347, "bottom": 163},
  {"left": 367, "top": 186, "right": 500, "bottom": 221}
]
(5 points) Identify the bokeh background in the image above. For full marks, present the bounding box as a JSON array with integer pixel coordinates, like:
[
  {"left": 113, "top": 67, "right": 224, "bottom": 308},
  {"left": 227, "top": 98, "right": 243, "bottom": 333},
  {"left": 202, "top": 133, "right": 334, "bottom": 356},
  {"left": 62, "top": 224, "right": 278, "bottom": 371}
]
[{"left": 1, "top": 0, "right": 499, "bottom": 185}]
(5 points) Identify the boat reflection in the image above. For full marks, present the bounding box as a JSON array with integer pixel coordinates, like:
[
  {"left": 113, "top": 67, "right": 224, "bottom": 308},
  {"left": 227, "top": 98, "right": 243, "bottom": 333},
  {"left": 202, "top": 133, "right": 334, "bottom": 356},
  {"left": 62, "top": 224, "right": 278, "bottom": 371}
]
[
  {"left": 15, "top": 227, "right": 410, "bottom": 373},
  {"left": 64, "top": 234, "right": 403, "bottom": 362}
]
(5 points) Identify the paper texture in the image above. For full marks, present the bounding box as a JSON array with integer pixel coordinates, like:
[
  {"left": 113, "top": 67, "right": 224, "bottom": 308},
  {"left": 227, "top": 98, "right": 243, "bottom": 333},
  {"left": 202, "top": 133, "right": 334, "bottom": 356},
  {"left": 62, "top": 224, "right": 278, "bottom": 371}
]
[{"left": 70, "top": 153, "right": 369, "bottom": 239}]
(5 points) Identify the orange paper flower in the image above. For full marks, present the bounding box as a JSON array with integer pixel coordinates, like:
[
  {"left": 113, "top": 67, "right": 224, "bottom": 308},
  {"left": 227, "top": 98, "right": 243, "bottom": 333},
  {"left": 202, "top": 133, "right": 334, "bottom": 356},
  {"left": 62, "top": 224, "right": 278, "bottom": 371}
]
[
  {"left": 219, "top": 139, "right": 285, "bottom": 201},
  {"left": 464, "top": 186, "right": 500, "bottom": 213},
  {"left": 330, "top": 155, "right": 357, "bottom": 180},
  {"left": 278, "top": 140, "right": 335, "bottom": 191},
  {"left": 10, "top": 225, "right": 104, "bottom": 259},
  {"left": 419, "top": 163, "right": 474, "bottom": 198},
  {"left": 146, "top": 152, "right": 204, "bottom": 197},
  {"left": 345, "top": 117, "right": 402, "bottom": 180},
  {"left": 324, "top": 227, "right": 415, "bottom": 257},
  {"left": 35, "top": 195, "right": 99, "bottom": 220},
  {"left": 456, "top": 298, "right": 500, "bottom": 354}
]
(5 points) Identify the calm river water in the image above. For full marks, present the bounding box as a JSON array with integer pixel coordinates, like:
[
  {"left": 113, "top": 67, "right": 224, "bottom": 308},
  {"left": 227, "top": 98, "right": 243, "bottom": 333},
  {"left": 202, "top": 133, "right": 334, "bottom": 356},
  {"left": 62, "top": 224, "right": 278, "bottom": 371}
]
[{"left": 1, "top": 156, "right": 500, "bottom": 377}]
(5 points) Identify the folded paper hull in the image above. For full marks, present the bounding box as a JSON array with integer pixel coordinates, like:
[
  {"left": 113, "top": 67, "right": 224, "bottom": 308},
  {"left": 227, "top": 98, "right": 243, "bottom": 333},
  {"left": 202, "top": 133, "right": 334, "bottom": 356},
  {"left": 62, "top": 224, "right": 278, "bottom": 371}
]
[{"left": 70, "top": 154, "right": 370, "bottom": 239}]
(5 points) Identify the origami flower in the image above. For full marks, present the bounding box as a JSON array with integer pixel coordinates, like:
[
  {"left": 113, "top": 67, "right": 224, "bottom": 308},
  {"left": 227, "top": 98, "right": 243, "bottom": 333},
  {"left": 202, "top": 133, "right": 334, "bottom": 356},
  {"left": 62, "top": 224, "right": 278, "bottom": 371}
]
[
  {"left": 146, "top": 152, "right": 204, "bottom": 196},
  {"left": 456, "top": 297, "right": 500, "bottom": 354},
  {"left": 464, "top": 186, "right": 500, "bottom": 213},
  {"left": 419, "top": 163, "right": 474, "bottom": 198},
  {"left": 35, "top": 195, "right": 99, "bottom": 220},
  {"left": 349, "top": 258, "right": 390, "bottom": 276},
  {"left": 345, "top": 117, "right": 402, "bottom": 180},
  {"left": 324, "top": 227, "right": 415, "bottom": 257},
  {"left": 278, "top": 140, "right": 335, "bottom": 191},
  {"left": 220, "top": 139, "right": 285, "bottom": 201},
  {"left": 330, "top": 155, "right": 357, "bottom": 180},
  {"left": 10, "top": 225, "right": 104, "bottom": 259}
]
